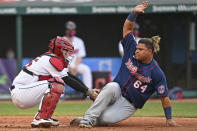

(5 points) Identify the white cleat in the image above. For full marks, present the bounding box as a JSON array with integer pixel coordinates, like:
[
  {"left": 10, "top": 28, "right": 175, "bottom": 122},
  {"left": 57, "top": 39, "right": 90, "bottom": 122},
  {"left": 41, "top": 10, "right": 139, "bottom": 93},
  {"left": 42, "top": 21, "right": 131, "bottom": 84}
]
[
  {"left": 49, "top": 118, "right": 59, "bottom": 126},
  {"left": 31, "top": 118, "right": 54, "bottom": 128}
]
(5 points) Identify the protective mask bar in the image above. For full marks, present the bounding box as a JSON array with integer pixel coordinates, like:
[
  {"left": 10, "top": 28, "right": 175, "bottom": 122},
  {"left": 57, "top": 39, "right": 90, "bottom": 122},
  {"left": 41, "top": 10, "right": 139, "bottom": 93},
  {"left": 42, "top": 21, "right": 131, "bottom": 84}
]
[{"left": 66, "top": 55, "right": 74, "bottom": 65}]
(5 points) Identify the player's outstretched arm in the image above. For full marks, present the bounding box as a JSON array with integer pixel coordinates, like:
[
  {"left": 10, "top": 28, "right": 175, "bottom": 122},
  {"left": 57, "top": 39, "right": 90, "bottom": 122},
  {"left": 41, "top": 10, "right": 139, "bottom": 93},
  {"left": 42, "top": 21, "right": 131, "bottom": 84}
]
[
  {"left": 62, "top": 74, "right": 100, "bottom": 100},
  {"left": 160, "top": 96, "right": 178, "bottom": 126},
  {"left": 123, "top": 1, "right": 149, "bottom": 38}
]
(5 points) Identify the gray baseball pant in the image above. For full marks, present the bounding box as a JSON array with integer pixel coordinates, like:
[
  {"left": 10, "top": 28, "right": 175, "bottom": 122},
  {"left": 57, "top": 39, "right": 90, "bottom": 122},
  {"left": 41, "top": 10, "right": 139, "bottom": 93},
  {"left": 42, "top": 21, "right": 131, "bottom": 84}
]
[{"left": 84, "top": 82, "right": 136, "bottom": 126}]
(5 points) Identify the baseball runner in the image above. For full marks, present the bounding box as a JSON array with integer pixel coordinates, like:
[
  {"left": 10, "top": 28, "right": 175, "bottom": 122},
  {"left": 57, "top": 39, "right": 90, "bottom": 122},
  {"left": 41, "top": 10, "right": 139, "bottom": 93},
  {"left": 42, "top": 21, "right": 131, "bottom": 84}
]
[
  {"left": 64, "top": 21, "right": 92, "bottom": 89},
  {"left": 70, "top": 1, "right": 177, "bottom": 128},
  {"left": 10, "top": 36, "right": 99, "bottom": 128}
]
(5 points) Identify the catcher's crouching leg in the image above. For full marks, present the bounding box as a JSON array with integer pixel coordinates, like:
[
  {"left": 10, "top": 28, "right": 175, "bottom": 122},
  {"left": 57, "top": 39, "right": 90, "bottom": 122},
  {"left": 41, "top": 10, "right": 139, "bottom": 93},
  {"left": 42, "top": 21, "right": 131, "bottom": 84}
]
[{"left": 31, "top": 77, "right": 65, "bottom": 128}]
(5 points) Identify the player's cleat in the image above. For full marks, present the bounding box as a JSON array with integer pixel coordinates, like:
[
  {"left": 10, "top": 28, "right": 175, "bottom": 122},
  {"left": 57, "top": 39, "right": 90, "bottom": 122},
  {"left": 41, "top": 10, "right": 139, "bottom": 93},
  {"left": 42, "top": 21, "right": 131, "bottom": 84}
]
[
  {"left": 49, "top": 118, "right": 59, "bottom": 126},
  {"left": 70, "top": 117, "right": 83, "bottom": 126},
  {"left": 31, "top": 118, "right": 53, "bottom": 128},
  {"left": 79, "top": 119, "right": 93, "bottom": 128}
]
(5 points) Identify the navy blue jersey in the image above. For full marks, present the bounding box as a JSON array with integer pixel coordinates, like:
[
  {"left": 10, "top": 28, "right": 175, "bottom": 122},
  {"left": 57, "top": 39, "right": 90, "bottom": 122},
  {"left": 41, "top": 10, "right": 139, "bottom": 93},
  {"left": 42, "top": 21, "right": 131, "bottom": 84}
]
[{"left": 113, "top": 32, "right": 168, "bottom": 109}]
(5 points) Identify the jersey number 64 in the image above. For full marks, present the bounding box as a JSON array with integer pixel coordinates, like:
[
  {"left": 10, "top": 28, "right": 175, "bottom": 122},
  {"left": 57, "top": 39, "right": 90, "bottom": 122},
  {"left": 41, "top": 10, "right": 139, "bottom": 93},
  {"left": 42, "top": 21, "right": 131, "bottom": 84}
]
[{"left": 134, "top": 80, "right": 147, "bottom": 93}]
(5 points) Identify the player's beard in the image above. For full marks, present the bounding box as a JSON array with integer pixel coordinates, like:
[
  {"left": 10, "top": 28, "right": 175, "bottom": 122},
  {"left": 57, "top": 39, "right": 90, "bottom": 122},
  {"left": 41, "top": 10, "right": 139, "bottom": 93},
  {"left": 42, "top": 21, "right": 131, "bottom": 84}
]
[
  {"left": 135, "top": 53, "right": 140, "bottom": 60},
  {"left": 135, "top": 54, "right": 145, "bottom": 62}
]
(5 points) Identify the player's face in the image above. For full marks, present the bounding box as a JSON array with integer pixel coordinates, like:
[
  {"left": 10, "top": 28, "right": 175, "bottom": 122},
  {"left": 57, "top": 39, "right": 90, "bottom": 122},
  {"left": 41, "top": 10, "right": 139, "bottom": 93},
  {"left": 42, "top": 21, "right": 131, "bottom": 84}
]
[
  {"left": 135, "top": 43, "right": 152, "bottom": 62},
  {"left": 65, "top": 29, "right": 76, "bottom": 38},
  {"left": 61, "top": 48, "right": 70, "bottom": 59}
]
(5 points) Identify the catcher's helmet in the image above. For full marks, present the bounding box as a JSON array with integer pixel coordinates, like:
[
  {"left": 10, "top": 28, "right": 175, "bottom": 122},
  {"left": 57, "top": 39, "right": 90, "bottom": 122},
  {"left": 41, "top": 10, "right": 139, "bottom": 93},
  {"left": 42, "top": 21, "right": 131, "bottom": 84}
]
[{"left": 49, "top": 36, "right": 74, "bottom": 58}]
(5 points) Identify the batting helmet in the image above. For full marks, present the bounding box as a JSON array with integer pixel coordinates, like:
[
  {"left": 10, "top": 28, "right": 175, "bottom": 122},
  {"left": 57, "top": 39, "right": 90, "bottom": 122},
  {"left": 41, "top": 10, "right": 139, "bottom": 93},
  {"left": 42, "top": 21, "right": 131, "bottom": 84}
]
[{"left": 49, "top": 36, "right": 74, "bottom": 58}]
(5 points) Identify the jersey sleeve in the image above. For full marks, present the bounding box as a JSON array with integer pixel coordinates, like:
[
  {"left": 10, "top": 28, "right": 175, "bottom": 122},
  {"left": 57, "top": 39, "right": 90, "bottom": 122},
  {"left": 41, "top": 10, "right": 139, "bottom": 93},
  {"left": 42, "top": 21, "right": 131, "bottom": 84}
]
[
  {"left": 118, "top": 41, "right": 124, "bottom": 53},
  {"left": 121, "top": 32, "right": 137, "bottom": 56},
  {"left": 154, "top": 71, "right": 168, "bottom": 97},
  {"left": 46, "top": 63, "right": 68, "bottom": 78},
  {"left": 41, "top": 56, "right": 68, "bottom": 78}
]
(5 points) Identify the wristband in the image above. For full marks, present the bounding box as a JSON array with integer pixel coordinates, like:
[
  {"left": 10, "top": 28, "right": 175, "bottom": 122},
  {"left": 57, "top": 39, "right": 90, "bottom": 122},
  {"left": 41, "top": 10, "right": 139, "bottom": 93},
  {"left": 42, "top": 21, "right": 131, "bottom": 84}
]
[
  {"left": 127, "top": 10, "right": 138, "bottom": 22},
  {"left": 164, "top": 107, "right": 172, "bottom": 119}
]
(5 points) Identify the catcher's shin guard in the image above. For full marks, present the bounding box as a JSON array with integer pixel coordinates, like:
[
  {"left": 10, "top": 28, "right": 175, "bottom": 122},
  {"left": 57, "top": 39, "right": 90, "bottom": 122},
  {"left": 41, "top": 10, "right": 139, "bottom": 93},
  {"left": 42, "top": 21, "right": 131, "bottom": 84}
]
[{"left": 35, "top": 77, "right": 65, "bottom": 119}]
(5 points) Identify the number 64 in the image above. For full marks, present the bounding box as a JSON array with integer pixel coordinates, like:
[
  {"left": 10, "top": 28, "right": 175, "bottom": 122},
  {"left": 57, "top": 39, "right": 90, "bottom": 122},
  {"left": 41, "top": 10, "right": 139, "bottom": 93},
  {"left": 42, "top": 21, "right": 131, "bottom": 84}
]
[{"left": 134, "top": 80, "right": 147, "bottom": 93}]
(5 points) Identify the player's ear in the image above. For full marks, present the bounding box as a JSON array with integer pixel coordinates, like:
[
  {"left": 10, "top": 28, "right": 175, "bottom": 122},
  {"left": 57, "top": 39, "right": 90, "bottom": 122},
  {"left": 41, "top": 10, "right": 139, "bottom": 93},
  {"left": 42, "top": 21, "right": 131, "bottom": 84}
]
[{"left": 147, "top": 48, "right": 152, "bottom": 54}]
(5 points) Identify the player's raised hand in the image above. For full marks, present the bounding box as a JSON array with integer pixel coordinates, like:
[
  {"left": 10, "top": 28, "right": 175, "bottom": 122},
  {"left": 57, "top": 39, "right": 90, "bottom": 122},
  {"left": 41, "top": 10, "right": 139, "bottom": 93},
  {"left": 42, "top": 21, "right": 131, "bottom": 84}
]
[{"left": 134, "top": 1, "right": 149, "bottom": 14}]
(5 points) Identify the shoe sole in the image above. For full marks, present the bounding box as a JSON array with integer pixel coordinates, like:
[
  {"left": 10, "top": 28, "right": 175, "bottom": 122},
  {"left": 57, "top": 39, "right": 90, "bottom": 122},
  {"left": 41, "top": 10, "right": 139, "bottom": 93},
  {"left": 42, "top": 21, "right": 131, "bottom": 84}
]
[
  {"left": 79, "top": 123, "right": 92, "bottom": 128},
  {"left": 49, "top": 118, "right": 59, "bottom": 126},
  {"left": 51, "top": 123, "right": 59, "bottom": 127},
  {"left": 31, "top": 122, "right": 52, "bottom": 128}
]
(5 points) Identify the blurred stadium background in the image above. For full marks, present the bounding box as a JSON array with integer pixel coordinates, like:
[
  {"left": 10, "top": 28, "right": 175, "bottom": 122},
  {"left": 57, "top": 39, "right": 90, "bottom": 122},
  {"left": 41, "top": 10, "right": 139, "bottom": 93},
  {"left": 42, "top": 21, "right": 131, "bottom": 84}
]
[{"left": 0, "top": 0, "right": 197, "bottom": 100}]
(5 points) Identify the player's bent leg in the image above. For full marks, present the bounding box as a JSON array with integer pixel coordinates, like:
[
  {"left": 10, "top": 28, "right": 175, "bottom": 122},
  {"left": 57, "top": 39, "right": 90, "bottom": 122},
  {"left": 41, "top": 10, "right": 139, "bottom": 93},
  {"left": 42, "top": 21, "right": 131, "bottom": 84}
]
[
  {"left": 11, "top": 81, "right": 49, "bottom": 109},
  {"left": 97, "top": 95, "right": 136, "bottom": 126},
  {"left": 80, "top": 82, "right": 121, "bottom": 127},
  {"left": 31, "top": 77, "right": 65, "bottom": 128}
]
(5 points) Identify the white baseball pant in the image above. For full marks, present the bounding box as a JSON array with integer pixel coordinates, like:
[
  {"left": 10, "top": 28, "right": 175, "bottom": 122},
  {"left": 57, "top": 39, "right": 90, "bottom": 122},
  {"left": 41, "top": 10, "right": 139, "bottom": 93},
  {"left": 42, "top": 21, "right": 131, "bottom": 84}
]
[
  {"left": 10, "top": 80, "right": 49, "bottom": 109},
  {"left": 74, "top": 63, "right": 92, "bottom": 89}
]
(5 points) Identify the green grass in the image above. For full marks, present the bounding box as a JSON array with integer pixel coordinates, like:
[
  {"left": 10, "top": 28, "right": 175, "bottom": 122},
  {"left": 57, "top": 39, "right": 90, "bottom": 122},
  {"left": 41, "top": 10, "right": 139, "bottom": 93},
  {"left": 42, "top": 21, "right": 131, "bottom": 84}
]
[
  {"left": 0, "top": 100, "right": 196, "bottom": 118},
  {"left": 134, "top": 100, "right": 197, "bottom": 118},
  {"left": 54, "top": 101, "right": 91, "bottom": 116}
]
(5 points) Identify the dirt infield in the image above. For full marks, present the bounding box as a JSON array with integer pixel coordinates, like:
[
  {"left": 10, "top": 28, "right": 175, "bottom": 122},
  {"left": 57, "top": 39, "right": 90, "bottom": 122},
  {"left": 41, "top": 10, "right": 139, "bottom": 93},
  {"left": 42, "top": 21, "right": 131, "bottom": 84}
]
[{"left": 0, "top": 116, "right": 197, "bottom": 131}]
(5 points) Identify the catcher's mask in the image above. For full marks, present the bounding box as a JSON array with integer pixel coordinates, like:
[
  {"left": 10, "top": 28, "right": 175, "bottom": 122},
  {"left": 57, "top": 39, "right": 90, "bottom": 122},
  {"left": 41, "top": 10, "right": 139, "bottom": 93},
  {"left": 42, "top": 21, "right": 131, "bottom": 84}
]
[{"left": 49, "top": 36, "right": 74, "bottom": 63}]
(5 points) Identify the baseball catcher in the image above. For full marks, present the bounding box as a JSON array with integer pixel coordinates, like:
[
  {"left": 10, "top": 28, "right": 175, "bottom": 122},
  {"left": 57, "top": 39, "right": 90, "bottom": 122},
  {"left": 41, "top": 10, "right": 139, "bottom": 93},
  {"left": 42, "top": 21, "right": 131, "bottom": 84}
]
[{"left": 10, "top": 36, "right": 100, "bottom": 128}]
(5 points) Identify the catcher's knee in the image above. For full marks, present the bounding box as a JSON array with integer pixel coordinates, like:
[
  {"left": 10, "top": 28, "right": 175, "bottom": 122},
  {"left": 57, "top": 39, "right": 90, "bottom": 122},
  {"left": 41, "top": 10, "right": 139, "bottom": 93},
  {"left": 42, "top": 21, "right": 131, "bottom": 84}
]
[
  {"left": 48, "top": 77, "right": 65, "bottom": 94},
  {"left": 14, "top": 103, "right": 27, "bottom": 109}
]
